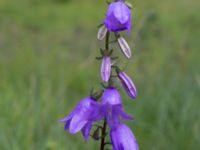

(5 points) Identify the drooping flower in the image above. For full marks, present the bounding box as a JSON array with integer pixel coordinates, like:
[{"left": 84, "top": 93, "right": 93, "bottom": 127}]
[
  {"left": 116, "top": 69, "right": 137, "bottom": 99},
  {"left": 101, "top": 87, "right": 133, "bottom": 127},
  {"left": 110, "top": 124, "right": 139, "bottom": 150},
  {"left": 104, "top": 1, "right": 132, "bottom": 32},
  {"left": 58, "top": 97, "right": 102, "bottom": 141},
  {"left": 101, "top": 56, "right": 111, "bottom": 82}
]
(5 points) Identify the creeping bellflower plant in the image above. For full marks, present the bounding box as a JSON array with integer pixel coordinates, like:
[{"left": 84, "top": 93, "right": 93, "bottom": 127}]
[{"left": 58, "top": 0, "right": 139, "bottom": 149}]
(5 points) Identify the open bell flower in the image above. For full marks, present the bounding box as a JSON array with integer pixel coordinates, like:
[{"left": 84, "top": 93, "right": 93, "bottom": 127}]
[
  {"left": 117, "top": 70, "right": 137, "bottom": 99},
  {"left": 110, "top": 124, "right": 139, "bottom": 150},
  {"left": 58, "top": 97, "right": 102, "bottom": 141},
  {"left": 101, "top": 87, "right": 133, "bottom": 127},
  {"left": 104, "top": 1, "right": 132, "bottom": 32},
  {"left": 101, "top": 56, "right": 111, "bottom": 82}
]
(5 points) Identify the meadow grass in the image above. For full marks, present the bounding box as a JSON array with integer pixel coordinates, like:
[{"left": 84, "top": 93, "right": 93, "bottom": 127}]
[{"left": 0, "top": 0, "right": 199, "bottom": 149}]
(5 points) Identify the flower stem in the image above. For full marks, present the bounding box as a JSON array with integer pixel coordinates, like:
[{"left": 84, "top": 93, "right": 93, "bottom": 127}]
[
  {"left": 100, "top": 31, "right": 110, "bottom": 150},
  {"left": 105, "top": 31, "right": 110, "bottom": 51},
  {"left": 100, "top": 118, "right": 107, "bottom": 150}
]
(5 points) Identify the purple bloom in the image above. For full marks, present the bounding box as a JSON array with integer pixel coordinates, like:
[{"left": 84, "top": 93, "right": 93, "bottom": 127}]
[
  {"left": 58, "top": 97, "right": 101, "bottom": 141},
  {"left": 118, "top": 71, "right": 137, "bottom": 99},
  {"left": 110, "top": 124, "right": 139, "bottom": 150},
  {"left": 101, "top": 87, "right": 133, "bottom": 127},
  {"left": 101, "top": 56, "right": 111, "bottom": 82},
  {"left": 104, "top": 1, "right": 132, "bottom": 32}
]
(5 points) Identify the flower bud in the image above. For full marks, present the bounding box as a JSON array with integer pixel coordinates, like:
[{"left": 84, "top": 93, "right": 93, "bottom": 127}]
[
  {"left": 110, "top": 124, "right": 139, "bottom": 150},
  {"left": 125, "top": 1, "right": 133, "bottom": 9},
  {"left": 92, "top": 127, "right": 100, "bottom": 140},
  {"left": 117, "top": 36, "right": 132, "bottom": 59},
  {"left": 97, "top": 25, "right": 107, "bottom": 40},
  {"left": 117, "top": 70, "right": 137, "bottom": 99},
  {"left": 104, "top": 1, "right": 132, "bottom": 32},
  {"left": 101, "top": 56, "right": 111, "bottom": 82}
]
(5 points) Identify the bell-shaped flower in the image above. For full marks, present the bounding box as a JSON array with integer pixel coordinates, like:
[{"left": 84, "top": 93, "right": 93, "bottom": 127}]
[
  {"left": 101, "top": 56, "right": 111, "bottom": 82},
  {"left": 104, "top": 1, "right": 132, "bottom": 32},
  {"left": 110, "top": 124, "right": 139, "bottom": 150},
  {"left": 117, "top": 70, "right": 137, "bottom": 99},
  {"left": 101, "top": 87, "right": 133, "bottom": 127},
  {"left": 58, "top": 97, "right": 102, "bottom": 141}
]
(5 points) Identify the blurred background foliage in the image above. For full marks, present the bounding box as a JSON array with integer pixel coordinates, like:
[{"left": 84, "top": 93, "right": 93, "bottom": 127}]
[{"left": 0, "top": 0, "right": 199, "bottom": 149}]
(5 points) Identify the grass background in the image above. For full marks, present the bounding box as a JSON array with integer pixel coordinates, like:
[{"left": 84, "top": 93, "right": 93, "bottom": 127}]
[{"left": 0, "top": 0, "right": 199, "bottom": 149}]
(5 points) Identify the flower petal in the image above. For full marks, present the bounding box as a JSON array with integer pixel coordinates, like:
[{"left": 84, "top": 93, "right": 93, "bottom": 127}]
[
  {"left": 113, "top": 2, "right": 130, "bottom": 24},
  {"left": 81, "top": 122, "right": 92, "bottom": 142},
  {"left": 64, "top": 119, "right": 71, "bottom": 130},
  {"left": 113, "top": 105, "right": 134, "bottom": 121},
  {"left": 57, "top": 112, "right": 74, "bottom": 123},
  {"left": 69, "top": 114, "right": 88, "bottom": 134},
  {"left": 119, "top": 109, "right": 134, "bottom": 120}
]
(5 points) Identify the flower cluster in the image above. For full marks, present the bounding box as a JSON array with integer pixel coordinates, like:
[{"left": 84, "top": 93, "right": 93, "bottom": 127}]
[{"left": 59, "top": 0, "right": 139, "bottom": 150}]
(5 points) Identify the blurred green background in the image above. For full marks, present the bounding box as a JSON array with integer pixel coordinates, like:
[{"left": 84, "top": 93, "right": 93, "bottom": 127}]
[{"left": 0, "top": 0, "right": 199, "bottom": 149}]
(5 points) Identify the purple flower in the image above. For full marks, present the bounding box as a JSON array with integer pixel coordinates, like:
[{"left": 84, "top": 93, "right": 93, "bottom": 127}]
[
  {"left": 101, "top": 87, "right": 133, "bottom": 127},
  {"left": 110, "top": 124, "right": 139, "bottom": 150},
  {"left": 58, "top": 97, "right": 101, "bottom": 141},
  {"left": 101, "top": 56, "right": 111, "bottom": 82},
  {"left": 117, "top": 71, "right": 137, "bottom": 99},
  {"left": 104, "top": 1, "right": 132, "bottom": 32}
]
